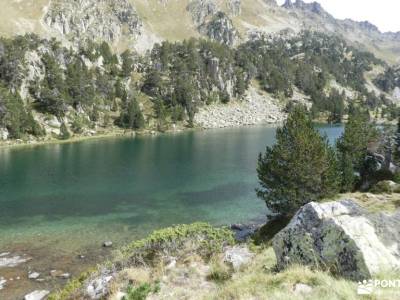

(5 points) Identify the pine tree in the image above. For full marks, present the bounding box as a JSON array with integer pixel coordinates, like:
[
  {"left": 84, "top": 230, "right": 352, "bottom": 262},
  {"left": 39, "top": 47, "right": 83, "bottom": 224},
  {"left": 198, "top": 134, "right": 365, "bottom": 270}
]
[
  {"left": 257, "top": 106, "right": 339, "bottom": 217},
  {"left": 394, "top": 117, "right": 400, "bottom": 163},
  {"left": 66, "top": 58, "right": 95, "bottom": 107},
  {"left": 121, "top": 50, "right": 134, "bottom": 77},
  {"left": 59, "top": 122, "right": 71, "bottom": 140},
  {"left": 117, "top": 97, "right": 145, "bottom": 130},
  {"left": 154, "top": 98, "right": 167, "bottom": 131},
  {"left": 336, "top": 109, "right": 378, "bottom": 191},
  {"left": 338, "top": 153, "right": 356, "bottom": 192}
]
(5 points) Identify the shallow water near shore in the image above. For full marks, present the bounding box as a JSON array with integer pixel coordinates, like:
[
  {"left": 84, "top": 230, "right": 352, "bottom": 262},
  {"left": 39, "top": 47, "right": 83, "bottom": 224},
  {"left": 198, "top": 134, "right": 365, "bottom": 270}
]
[{"left": 0, "top": 124, "right": 343, "bottom": 299}]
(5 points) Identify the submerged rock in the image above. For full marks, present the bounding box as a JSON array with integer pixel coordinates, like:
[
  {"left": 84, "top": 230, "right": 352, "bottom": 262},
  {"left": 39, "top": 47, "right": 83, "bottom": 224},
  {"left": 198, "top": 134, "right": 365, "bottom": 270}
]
[
  {"left": 0, "top": 254, "right": 30, "bottom": 268},
  {"left": 28, "top": 272, "right": 41, "bottom": 280},
  {"left": 231, "top": 223, "right": 263, "bottom": 242},
  {"left": 24, "top": 290, "right": 50, "bottom": 300},
  {"left": 0, "top": 277, "right": 6, "bottom": 290},
  {"left": 103, "top": 241, "right": 113, "bottom": 247},
  {"left": 60, "top": 273, "right": 71, "bottom": 279},
  {"left": 50, "top": 270, "right": 62, "bottom": 277},
  {"left": 230, "top": 223, "right": 245, "bottom": 231},
  {"left": 273, "top": 199, "right": 400, "bottom": 280}
]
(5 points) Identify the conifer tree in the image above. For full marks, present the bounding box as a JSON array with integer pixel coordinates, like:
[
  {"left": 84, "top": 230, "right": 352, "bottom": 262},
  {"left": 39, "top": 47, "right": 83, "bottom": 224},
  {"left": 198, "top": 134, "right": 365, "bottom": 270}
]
[
  {"left": 336, "top": 109, "right": 378, "bottom": 191},
  {"left": 117, "top": 96, "right": 145, "bottom": 130},
  {"left": 257, "top": 106, "right": 339, "bottom": 217},
  {"left": 393, "top": 117, "right": 400, "bottom": 163},
  {"left": 59, "top": 122, "right": 71, "bottom": 140}
]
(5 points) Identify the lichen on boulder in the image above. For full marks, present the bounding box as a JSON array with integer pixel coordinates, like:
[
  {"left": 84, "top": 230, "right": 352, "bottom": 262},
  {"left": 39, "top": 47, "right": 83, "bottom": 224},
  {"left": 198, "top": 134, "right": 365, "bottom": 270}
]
[{"left": 273, "top": 199, "right": 400, "bottom": 280}]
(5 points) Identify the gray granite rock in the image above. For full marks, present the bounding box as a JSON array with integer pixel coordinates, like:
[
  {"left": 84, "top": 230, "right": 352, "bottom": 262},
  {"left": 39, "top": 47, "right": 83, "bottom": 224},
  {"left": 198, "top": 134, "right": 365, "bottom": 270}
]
[
  {"left": 24, "top": 290, "right": 50, "bottom": 300},
  {"left": 28, "top": 272, "right": 40, "bottom": 280},
  {"left": 224, "top": 245, "right": 254, "bottom": 270},
  {"left": 0, "top": 277, "right": 6, "bottom": 290},
  {"left": 86, "top": 271, "right": 114, "bottom": 299},
  {"left": 273, "top": 199, "right": 400, "bottom": 280}
]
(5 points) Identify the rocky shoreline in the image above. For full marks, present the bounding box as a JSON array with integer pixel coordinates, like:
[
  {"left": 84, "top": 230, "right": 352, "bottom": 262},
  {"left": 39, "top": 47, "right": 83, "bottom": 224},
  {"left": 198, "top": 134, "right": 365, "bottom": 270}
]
[{"left": 0, "top": 220, "right": 263, "bottom": 300}]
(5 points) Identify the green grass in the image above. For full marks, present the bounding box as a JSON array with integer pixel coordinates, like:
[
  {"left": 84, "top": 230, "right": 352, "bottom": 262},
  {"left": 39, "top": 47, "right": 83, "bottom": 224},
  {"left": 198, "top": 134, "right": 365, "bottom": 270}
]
[
  {"left": 47, "top": 269, "right": 96, "bottom": 300},
  {"left": 47, "top": 223, "right": 234, "bottom": 299},
  {"left": 123, "top": 282, "right": 160, "bottom": 300}
]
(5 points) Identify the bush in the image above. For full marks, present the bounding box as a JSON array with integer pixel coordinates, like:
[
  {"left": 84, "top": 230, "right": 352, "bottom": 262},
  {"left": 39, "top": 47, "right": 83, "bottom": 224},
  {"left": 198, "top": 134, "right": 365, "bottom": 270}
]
[
  {"left": 370, "top": 181, "right": 397, "bottom": 194},
  {"left": 123, "top": 282, "right": 160, "bottom": 300},
  {"left": 71, "top": 116, "right": 87, "bottom": 134},
  {"left": 207, "top": 259, "right": 233, "bottom": 283},
  {"left": 120, "top": 223, "right": 234, "bottom": 266}
]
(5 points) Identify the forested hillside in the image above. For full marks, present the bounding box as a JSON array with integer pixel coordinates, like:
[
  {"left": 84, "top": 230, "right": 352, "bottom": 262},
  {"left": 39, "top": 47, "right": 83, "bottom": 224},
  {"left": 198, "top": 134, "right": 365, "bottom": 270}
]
[{"left": 0, "top": 30, "right": 398, "bottom": 142}]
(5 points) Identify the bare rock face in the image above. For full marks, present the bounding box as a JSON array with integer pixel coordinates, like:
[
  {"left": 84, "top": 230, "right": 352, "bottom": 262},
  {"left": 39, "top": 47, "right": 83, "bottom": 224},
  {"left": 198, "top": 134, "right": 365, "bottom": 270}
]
[
  {"left": 228, "top": 0, "right": 242, "bottom": 16},
  {"left": 393, "top": 87, "right": 400, "bottom": 101},
  {"left": 200, "top": 12, "right": 239, "bottom": 46},
  {"left": 43, "top": 0, "right": 142, "bottom": 44},
  {"left": 188, "top": 0, "right": 239, "bottom": 46},
  {"left": 273, "top": 199, "right": 400, "bottom": 280},
  {"left": 187, "top": 0, "right": 219, "bottom": 26}
]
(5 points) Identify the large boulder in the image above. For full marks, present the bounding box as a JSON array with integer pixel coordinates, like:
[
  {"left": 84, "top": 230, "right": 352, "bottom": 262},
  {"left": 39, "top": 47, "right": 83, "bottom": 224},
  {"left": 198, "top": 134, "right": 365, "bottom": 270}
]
[{"left": 273, "top": 199, "right": 400, "bottom": 280}]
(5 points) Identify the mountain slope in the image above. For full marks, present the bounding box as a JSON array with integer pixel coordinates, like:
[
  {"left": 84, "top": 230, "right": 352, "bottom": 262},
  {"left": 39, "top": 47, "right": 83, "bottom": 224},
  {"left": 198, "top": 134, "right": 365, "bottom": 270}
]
[{"left": 1, "top": 0, "right": 399, "bottom": 64}]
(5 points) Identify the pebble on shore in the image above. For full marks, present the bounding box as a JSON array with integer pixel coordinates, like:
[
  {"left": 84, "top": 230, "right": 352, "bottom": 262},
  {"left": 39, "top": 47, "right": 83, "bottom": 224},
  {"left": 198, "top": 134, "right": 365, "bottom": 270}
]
[
  {"left": 28, "top": 272, "right": 40, "bottom": 280},
  {"left": 24, "top": 290, "right": 50, "bottom": 300}
]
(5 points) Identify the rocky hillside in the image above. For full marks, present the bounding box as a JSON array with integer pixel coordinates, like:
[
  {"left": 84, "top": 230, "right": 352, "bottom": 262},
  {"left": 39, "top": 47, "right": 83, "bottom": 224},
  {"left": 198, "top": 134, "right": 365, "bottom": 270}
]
[{"left": 2, "top": 0, "right": 400, "bottom": 64}]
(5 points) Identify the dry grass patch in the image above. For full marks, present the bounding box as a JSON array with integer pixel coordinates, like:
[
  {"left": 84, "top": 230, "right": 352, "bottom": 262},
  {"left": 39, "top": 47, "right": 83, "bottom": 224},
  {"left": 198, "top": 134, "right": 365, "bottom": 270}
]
[
  {"left": 209, "top": 247, "right": 360, "bottom": 300},
  {"left": 339, "top": 192, "right": 400, "bottom": 213}
]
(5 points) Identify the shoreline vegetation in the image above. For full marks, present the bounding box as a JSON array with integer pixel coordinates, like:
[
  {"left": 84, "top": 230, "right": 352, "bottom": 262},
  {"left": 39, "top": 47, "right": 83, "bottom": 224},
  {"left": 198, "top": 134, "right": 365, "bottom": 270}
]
[
  {"left": 0, "top": 116, "right": 390, "bottom": 151},
  {"left": 0, "top": 127, "right": 187, "bottom": 150},
  {"left": 46, "top": 193, "right": 400, "bottom": 300}
]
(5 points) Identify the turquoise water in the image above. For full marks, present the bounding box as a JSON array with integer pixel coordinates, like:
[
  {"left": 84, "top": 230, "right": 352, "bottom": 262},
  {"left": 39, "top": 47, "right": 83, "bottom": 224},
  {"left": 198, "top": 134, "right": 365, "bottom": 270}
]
[{"left": 0, "top": 125, "right": 343, "bottom": 255}]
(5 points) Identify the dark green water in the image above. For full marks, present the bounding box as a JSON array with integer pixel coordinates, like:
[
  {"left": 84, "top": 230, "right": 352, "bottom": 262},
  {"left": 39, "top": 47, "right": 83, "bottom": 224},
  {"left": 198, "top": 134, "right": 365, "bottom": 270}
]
[{"left": 0, "top": 125, "right": 343, "bottom": 257}]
